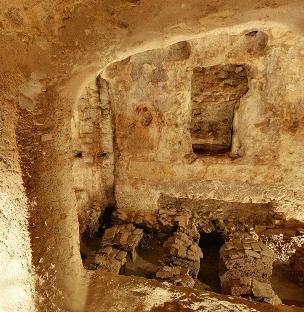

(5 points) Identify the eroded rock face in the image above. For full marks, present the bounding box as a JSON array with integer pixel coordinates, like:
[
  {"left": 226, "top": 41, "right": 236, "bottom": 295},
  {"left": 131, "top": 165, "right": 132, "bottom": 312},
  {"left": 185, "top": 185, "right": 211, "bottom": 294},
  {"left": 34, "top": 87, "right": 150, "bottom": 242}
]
[
  {"left": 96, "top": 30, "right": 304, "bottom": 230},
  {"left": 74, "top": 35, "right": 304, "bottom": 309},
  {"left": 72, "top": 77, "right": 115, "bottom": 238},
  {"left": 3, "top": 0, "right": 304, "bottom": 310}
]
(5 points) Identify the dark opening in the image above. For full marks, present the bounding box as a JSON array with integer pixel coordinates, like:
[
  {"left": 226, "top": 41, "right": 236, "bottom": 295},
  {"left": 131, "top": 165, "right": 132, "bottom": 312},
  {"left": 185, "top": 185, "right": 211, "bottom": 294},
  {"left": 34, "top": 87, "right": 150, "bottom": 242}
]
[
  {"left": 196, "top": 232, "right": 224, "bottom": 292},
  {"left": 73, "top": 150, "right": 83, "bottom": 158},
  {"left": 97, "top": 204, "right": 116, "bottom": 237},
  {"left": 246, "top": 30, "right": 258, "bottom": 37},
  {"left": 80, "top": 205, "right": 115, "bottom": 260},
  {"left": 123, "top": 233, "right": 168, "bottom": 279}
]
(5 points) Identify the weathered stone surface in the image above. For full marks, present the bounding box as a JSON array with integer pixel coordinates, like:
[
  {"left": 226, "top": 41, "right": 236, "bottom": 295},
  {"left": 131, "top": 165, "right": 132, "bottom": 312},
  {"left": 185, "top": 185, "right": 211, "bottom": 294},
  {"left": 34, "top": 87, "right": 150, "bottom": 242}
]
[
  {"left": 219, "top": 234, "right": 280, "bottom": 304},
  {"left": 290, "top": 246, "right": 304, "bottom": 286},
  {"left": 190, "top": 65, "right": 248, "bottom": 153},
  {"left": 4, "top": 1, "right": 304, "bottom": 311},
  {"left": 252, "top": 280, "right": 282, "bottom": 305},
  {"left": 101, "top": 224, "right": 144, "bottom": 261},
  {"left": 156, "top": 265, "right": 195, "bottom": 288}
]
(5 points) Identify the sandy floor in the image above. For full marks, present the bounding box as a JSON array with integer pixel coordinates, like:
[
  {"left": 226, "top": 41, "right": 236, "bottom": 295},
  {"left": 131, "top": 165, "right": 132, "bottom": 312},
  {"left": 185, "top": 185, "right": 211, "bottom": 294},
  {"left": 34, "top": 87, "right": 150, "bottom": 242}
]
[
  {"left": 80, "top": 234, "right": 304, "bottom": 312},
  {"left": 272, "top": 267, "right": 304, "bottom": 307},
  {"left": 81, "top": 271, "right": 304, "bottom": 312}
]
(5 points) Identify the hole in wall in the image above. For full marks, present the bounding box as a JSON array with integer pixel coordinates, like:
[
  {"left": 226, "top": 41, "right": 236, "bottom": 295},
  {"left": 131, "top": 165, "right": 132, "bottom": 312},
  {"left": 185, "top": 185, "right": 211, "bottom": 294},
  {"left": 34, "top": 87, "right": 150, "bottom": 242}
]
[
  {"left": 190, "top": 64, "right": 249, "bottom": 155},
  {"left": 73, "top": 150, "right": 83, "bottom": 158},
  {"left": 246, "top": 30, "right": 259, "bottom": 37},
  {"left": 97, "top": 204, "right": 116, "bottom": 237}
]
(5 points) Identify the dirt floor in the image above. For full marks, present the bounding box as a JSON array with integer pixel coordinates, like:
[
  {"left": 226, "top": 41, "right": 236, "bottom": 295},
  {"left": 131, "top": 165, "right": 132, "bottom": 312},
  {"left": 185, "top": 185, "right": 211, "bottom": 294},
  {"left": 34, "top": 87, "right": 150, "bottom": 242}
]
[
  {"left": 104, "top": 233, "right": 304, "bottom": 310},
  {"left": 272, "top": 266, "right": 304, "bottom": 307},
  {"left": 82, "top": 271, "right": 304, "bottom": 312}
]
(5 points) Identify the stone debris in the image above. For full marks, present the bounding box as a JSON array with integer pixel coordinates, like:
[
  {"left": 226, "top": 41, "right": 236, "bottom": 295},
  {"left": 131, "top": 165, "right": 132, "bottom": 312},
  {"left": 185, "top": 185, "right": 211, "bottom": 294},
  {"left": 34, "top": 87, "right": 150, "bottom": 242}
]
[
  {"left": 96, "top": 206, "right": 299, "bottom": 305},
  {"left": 84, "top": 224, "right": 144, "bottom": 274},
  {"left": 156, "top": 265, "right": 195, "bottom": 288},
  {"left": 101, "top": 224, "right": 144, "bottom": 261},
  {"left": 113, "top": 198, "right": 280, "bottom": 242},
  {"left": 83, "top": 247, "right": 128, "bottom": 274},
  {"left": 252, "top": 280, "right": 281, "bottom": 305},
  {"left": 219, "top": 235, "right": 281, "bottom": 305},
  {"left": 163, "top": 231, "right": 203, "bottom": 278},
  {"left": 113, "top": 209, "right": 157, "bottom": 230},
  {"left": 290, "top": 246, "right": 304, "bottom": 286},
  {"left": 85, "top": 247, "right": 128, "bottom": 274}
]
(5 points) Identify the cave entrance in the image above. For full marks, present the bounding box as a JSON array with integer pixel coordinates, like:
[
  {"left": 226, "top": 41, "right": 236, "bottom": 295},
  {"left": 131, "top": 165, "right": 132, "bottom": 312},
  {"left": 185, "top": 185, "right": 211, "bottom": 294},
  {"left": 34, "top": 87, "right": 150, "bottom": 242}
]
[{"left": 196, "top": 231, "right": 224, "bottom": 292}]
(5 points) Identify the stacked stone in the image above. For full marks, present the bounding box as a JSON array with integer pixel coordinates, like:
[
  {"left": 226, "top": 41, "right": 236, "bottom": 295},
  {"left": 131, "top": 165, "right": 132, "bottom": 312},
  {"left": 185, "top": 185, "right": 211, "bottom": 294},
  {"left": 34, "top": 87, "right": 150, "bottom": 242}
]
[
  {"left": 113, "top": 208, "right": 157, "bottom": 230},
  {"left": 84, "top": 224, "right": 144, "bottom": 274},
  {"left": 290, "top": 246, "right": 304, "bottom": 286},
  {"left": 219, "top": 236, "right": 281, "bottom": 305},
  {"left": 155, "top": 265, "right": 195, "bottom": 288},
  {"left": 101, "top": 224, "right": 144, "bottom": 261},
  {"left": 158, "top": 209, "right": 192, "bottom": 231},
  {"left": 163, "top": 231, "right": 203, "bottom": 279},
  {"left": 85, "top": 248, "right": 128, "bottom": 274}
]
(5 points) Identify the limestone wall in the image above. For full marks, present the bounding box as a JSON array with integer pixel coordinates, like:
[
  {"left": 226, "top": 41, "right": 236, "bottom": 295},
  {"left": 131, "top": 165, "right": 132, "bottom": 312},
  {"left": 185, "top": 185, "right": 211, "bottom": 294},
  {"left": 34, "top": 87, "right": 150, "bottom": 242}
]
[
  {"left": 72, "top": 77, "right": 115, "bottom": 237},
  {"left": 103, "top": 28, "right": 304, "bottom": 222},
  {"left": 1, "top": 0, "right": 304, "bottom": 311},
  {"left": 0, "top": 102, "right": 34, "bottom": 311}
]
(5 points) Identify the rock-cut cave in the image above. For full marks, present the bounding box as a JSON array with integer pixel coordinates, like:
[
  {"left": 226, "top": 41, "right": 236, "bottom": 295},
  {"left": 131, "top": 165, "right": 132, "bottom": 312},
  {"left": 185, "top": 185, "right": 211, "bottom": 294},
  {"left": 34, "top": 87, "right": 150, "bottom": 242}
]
[{"left": 1, "top": 1, "right": 304, "bottom": 311}]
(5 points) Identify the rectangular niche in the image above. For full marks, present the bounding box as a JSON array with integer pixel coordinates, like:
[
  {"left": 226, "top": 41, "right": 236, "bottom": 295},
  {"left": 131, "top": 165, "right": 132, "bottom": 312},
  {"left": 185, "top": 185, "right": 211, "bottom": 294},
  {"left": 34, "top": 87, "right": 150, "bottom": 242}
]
[{"left": 190, "top": 64, "right": 249, "bottom": 154}]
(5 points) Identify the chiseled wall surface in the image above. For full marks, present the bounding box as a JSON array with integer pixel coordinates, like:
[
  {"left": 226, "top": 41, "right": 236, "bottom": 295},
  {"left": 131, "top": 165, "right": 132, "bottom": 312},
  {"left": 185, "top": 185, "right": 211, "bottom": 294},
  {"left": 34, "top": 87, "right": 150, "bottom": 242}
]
[
  {"left": 105, "top": 27, "right": 304, "bottom": 222},
  {"left": 0, "top": 102, "right": 34, "bottom": 311},
  {"left": 72, "top": 78, "right": 115, "bottom": 238},
  {"left": 1, "top": 0, "right": 304, "bottom": 311}
]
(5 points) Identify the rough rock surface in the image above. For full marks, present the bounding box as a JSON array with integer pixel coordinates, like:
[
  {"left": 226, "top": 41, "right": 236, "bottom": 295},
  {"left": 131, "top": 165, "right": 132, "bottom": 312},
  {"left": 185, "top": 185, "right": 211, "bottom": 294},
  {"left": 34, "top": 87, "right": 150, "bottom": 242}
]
[
  {"left": 101, "top": 224, "right": 144, "bottom": 262},
  {"left": 290, "top": 247, "right": 304, "bottom": 286},
  {"left": 163, "top": 232, "right": 203, "bottom": 277},
  {"left": 1, "top": 0, "right": 304, "bottom": 311},
  {"left": 219, "top": 234, "right": 281, "bottom": 305},
  {"left": 84, "top": 271, "right": 304, "bottom": 312}
]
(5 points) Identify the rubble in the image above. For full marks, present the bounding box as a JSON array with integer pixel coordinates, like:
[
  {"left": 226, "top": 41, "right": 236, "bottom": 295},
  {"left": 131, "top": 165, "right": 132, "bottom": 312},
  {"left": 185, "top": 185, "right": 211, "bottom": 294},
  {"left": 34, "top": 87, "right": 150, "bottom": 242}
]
[
  {"left": 290, "top": 246, "right": 304, "bottom": 286},
  {"left": 163, "top": 231, "right": 203, "bottom": 278},
  {"left": 101, "top": 224, "right": 144, "bottom": 261},
  {"left": 84, "top": 205, "right": 303, "bottom": 305},
  {"left": 156, "top": 266, "right": 195, "bottom": 287},
  {"left": 84, "top": 224, "right": 144, "bottom": 273},
  {"left": 219, "top": 234, "right": 281, "bottom": 305},
  {"left": 84, "top": 247, "right": 128, "bottom": 274}
]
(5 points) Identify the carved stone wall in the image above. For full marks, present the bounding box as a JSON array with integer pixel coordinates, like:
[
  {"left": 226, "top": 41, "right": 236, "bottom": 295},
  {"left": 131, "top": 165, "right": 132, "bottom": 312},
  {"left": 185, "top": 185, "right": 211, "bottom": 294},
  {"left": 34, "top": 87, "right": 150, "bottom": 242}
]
[
  {"left": 190, "top": 64, "right": 249, "bottom": 153},
  {"left": 72, "top": 77, "right": 115, "bottom": 237}
]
